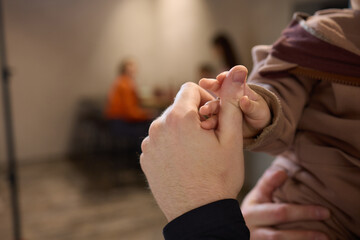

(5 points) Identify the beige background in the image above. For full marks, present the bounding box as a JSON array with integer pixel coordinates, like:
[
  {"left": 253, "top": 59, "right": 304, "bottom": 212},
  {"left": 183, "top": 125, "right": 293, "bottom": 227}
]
[{"left": 0, "top": 0, "right": 316, "bottom": 163}]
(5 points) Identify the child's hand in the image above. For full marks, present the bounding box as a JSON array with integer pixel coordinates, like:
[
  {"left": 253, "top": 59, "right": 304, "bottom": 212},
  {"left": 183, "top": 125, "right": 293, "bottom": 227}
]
[{"left": 199, "top": 66, "right": 271, "bottom": 138}]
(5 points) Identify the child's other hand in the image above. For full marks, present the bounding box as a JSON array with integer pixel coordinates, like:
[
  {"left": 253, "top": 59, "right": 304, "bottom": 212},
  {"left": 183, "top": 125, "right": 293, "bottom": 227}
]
[{"left": 199, "top": 66, "right": 271, "bottom": 138}]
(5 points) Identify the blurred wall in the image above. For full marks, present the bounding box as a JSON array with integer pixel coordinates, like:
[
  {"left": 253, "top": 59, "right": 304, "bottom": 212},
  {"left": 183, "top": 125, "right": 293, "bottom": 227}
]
[{"left": 0, "top": 0, "right": 303, "bottom": 163}]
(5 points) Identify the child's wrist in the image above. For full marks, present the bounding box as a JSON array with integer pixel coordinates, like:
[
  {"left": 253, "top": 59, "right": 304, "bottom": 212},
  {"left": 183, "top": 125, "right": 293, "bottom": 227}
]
[{"left": 244, "top": 117, "right": 271, "bottom": 139}]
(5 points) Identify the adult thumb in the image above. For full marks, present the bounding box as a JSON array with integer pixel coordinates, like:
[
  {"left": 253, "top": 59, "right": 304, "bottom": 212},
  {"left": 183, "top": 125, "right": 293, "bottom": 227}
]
[{"left": 217, "top": 66, "right": 248, "bottom": 145}]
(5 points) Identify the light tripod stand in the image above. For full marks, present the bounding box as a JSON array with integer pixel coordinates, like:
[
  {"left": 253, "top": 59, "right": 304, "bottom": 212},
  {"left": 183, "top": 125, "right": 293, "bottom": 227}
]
[{"left": 0, "top": 0, "right": 22, "bottom": 239}]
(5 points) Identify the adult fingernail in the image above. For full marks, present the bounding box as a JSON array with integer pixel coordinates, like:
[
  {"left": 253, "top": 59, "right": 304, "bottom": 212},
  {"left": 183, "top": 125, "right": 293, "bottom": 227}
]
[
  {"left": 232, "top": 70, "right": 246, "bottom": 83},
  {"left": 316, "top": 208, "right": 330, "bottom": 219}
]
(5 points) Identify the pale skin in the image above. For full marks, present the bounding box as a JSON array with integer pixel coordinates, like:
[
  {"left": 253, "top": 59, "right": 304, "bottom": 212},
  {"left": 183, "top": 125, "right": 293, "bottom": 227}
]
[
  {"left": 141, "top": 65, "right": 330, "bottom": 239},
  {"left": 199, "top": 68, "right": 271, "bottom": 138},
  {"left": 141, "top": 66, "right": 247, "bottom": 221},
  {"left": 241, "top": 168, "right": 330, "bottom": 240},
  {"left": 351, "top": 0, "right": 360, "bottom": 10},
  {"left": 200, "top": 66, "right": 330, "bottom": 240}
]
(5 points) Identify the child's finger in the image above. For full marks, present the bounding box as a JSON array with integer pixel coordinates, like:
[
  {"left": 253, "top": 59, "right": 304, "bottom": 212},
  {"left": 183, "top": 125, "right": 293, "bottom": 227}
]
[
  {"left": 200, "top": 115, "right": 219, "bottom": 130},
  {"left": 239, "top": 95, "right": 261, "bottom": 120},
  {"left": 199, "top": 78, "right": 221, "bottom": 93},
  {"left": 199, "top": 71, "right": 229, "bottom": 94},
  {"left": 199, "top": 99, "right": 220, "bottom": 116},
  {"left": 239, "top": 88, "right": 271, "bottom": 136},
  {"left": 244, "top": 84, "right": 260, "bottom": 101},
  {"left": 216, "top": 71, "right": 229, "bottom": 84}
]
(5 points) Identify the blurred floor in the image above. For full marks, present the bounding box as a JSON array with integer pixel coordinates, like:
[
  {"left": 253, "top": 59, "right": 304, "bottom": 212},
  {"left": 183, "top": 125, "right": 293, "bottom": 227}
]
[{"left": 0, "top": 157, "right": 166, "bottom": 240}]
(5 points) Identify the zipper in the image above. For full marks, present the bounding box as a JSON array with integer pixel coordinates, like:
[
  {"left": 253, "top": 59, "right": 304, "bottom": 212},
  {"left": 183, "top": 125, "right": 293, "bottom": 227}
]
[{"left": 289, "top": 67, "right": 360, "bottom": 87}]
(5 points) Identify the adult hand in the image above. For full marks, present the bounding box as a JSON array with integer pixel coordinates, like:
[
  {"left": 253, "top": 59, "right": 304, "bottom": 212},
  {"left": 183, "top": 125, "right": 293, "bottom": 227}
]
[
  {"left": 140, "top": 66, "right": 248, "bottom": 221},
  {"left": 241, "top": 168, "right": 330, "bottom": 240}
]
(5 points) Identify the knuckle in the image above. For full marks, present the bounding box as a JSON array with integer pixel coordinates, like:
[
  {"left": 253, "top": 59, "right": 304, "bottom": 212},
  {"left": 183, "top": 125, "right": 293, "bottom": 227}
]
[
  {"left": 274, "top": 205, "right": 289, "bottom": 222},
  {"left": 162, "top": 110, "right": 196, "bottom": 134},
  {"left": 304, "top": 206, "right": 317, "bottom": 219},
  {"left": 209, "top": 100, "right": 220, "bottom": 111},
  {"left": 253, "top": 229, "right": 282, "bottom": 240},
  {"left": 140, "top": 136, "right": 149, "bottom": 153},
  {"left": 164, "top": 106, "right": 197, "bottom": 127},
  {"left": 241, "top": 207, "right": 251, "bottom": 220},
  {"left": 199, "top": 77, "right": 207, "bottom": 83},
  {"left": 183, "top": 109, "right": 199, "bottom": 122},
  {"left": 181, "top": 82, "right": 196, "bottom": 89},
  {"left": 148, "top": 119, "right": 161, "bottom": 137},
  {"left": 267, "top": 231, "right": 282, "bottom": 240},
  {"left": 165, "top": 109, "right": 181, "bottom": 126},
  {"left": 304, "top": 230, "right": 328, "bottom": 240}
]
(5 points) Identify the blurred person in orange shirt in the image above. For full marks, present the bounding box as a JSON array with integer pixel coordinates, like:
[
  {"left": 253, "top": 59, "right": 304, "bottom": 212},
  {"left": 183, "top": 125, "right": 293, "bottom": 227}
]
[
  {"left": 106, "top": 59, "right": 152, "bottom": 122},
  {"left": 105, "top": 59, "right": 153, "bottom": 143}
]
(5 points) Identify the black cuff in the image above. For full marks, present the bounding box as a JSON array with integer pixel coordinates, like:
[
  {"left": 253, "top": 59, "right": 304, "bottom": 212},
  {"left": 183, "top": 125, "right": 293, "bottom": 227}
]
[{"left": 163, "top": 199, "right": 250, "bottom": 240}]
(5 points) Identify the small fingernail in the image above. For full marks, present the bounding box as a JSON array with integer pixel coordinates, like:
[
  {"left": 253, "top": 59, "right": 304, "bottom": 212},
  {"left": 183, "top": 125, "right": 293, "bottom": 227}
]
[
  {"left": 266, "top": 166, "right": 288, "bottom": 176},
  {"left": 232, "top": 70, "right": 246, "bottom": 83},
  {"left": 316, "top": 208, "right": 330, "bottom": 219}
]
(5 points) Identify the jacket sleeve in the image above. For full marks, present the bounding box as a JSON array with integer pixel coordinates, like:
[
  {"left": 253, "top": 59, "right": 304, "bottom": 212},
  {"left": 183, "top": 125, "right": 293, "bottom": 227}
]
[
  {"left": 163, "top": 199, "right": 250, "bottom": 240},
  {"left": 244, "top": 45, "right": 318, "bottom": 155}
]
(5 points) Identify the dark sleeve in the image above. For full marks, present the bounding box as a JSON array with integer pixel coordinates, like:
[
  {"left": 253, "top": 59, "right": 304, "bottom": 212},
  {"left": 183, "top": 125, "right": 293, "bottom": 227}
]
[{"left": 163, "top": 199, "right": 250, "bottom": 240}]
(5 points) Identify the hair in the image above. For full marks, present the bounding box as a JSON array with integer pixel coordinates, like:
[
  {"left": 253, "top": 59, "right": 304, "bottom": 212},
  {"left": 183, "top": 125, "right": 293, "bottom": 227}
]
[
  {"left": 200, "top": 63, "right": 215, "bottom": 73},
  {"left": 212, "top": 34, "right": 240, "bottom": 69},
  {"left": 118, "top": 58, "right": 134, "bottom": 75},
  {"left": 199, "top": 63, "right": 215, "bottom": 78}
]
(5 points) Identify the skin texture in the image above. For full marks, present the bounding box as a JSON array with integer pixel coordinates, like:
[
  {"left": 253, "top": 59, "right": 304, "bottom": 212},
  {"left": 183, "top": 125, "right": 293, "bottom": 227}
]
[
  {"left": 351, "top": 0, "right": 360, "bottom": 10},
  {"left": 241, "top": 168, "right": 330, "bottom": 240},
  {"left": 140, "top": 66, "right": 248, "bottom": 221},
  {"left": 199, "top": 69, "right": 271, "bottom": 138},
  {"left": 200, "top": 66, "right": 331, "bottom": 239}
]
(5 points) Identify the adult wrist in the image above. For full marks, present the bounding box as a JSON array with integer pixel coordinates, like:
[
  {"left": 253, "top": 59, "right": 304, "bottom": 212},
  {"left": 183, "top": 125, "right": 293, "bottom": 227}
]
[{"left": 163, "top": 189, "right": 236, "bottom": 222}]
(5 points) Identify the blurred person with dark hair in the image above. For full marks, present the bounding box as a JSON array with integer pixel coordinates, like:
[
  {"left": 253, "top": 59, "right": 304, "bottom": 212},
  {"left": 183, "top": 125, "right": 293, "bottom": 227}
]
[
  {"left": 141, "top": 1, "right": 360, "bottom": 240},
  {"left": 198, "top": 63, "right": 216, "bottom": 79},
  {"left": 197, "top": 2, "right": 360, "bottom": 239},
  {"left": 212, "top": 34, "right": 240, "bottom": 70}
]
